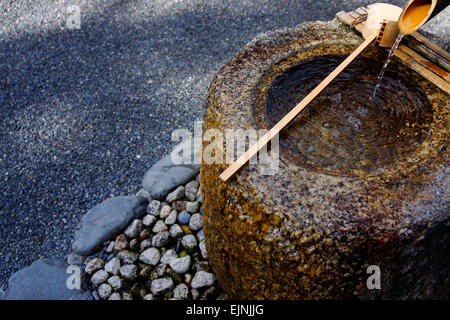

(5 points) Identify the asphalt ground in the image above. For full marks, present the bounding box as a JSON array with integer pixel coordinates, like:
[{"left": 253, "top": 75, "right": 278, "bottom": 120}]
[{"left": 0, "top": 0, "right": 448, "bottom": 289}]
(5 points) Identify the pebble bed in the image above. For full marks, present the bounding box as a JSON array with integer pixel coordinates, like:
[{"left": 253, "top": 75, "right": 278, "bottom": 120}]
[{"left": 78, "top": 174, "right": 225, "bottom": 300}]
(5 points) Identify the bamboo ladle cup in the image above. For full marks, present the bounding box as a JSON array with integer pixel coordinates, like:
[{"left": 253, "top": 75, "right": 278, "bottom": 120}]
[
  {"left": 398, "top": 0, "right": 450, "bottom": 35},
  {"left": 219, "top": 3, "right": 403, "bottom": 182}
]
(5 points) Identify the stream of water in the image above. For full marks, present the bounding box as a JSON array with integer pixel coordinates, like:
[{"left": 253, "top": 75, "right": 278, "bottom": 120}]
[{"left": 370, "top": 33, "right": 405, "bottom": 100}]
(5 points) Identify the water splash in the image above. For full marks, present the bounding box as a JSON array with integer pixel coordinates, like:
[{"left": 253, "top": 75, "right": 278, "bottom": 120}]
[{"left": 370, "top": 33, "right": 405, "bottom": 100}]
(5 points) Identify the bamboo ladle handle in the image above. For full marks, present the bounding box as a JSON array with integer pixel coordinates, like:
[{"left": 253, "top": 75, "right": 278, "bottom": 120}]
[{"left": 219, "top": 34, "right": 376, "bottom": 182}]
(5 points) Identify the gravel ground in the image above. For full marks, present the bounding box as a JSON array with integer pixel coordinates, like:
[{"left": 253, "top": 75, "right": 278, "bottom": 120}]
[{"left": 0, "top": 0, "right": 448, "bottom": 289}]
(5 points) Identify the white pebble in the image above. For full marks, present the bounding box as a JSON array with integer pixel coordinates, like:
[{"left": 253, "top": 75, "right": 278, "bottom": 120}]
[
  {"left": 165, "top": 210, "right": 178, "bottom": 225},
  {"left": 143, "top": 214, "right": 157, "bottom": 227},
  {"left": 161, "top": 249, "right": 178, "bottom": 264},
  {"left": 91, "top": 269, "right": 109, "bottom": 285},
  {"left": 98, "top": 283, "right": 112, "bottom": 299},
  {"left": 152, "top": 231, "right": 169, "bottom": 248},
  {"left": 139, "top": 247, "right": 161, "bottom": 266},
  {"left": 117, "top": 250, "right": 138, "bottom": 264},
  {"left": 85, "top": 258, "right": 104, "bottom": 275},
  {"left": 107, "top": 276, "right": 123, "bottom": 290},
  {"left": 159, "top": 205, "right": 172, "bottom": 219},
  {"left": 151, "top": 278, "right": 174, "bottom": 295},
  {"left": 169, "top": 224, "right": 183, "bottom": 238},
  {"left": 182, "top": 234, "right": 197, "bottom": 250},
  {"left": 169, "top": 256, "right": 191, "bottom": 274},
  {"left": 120, "top": 264, "right": 137, "bottom": 280},
  {"left": 189, "top": 213, "right": 203, "bottom": 231},
  {"left": 108, "top": 292, "right": 122, "bottom": 300},
  {"left": 147, "top": 200, "right": 161, "bottom": 216},
  {"left": 104, "top": 257, "right": 121, "bottom": 275},
  {"left": 191, "top": 271, "right": 216, "bottom": 289},
  {"left": 152, "top": 220, "right": 168, "bottom": 233},
  {"left": 140, "top": 239, "right": 153, "bottom": 251},
  {"left": 184, "top": 180, "right": 199, "bottom": 201},
  {"left": 185, "top": 201, "right": 200, "bottom": 213},
  {"left": 173, "top": 283, "right": 190, "bottom": 299}
]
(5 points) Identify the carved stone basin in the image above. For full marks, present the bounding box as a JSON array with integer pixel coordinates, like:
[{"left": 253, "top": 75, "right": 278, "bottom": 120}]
[{"left": 201, "top": 20, "right": 449, "bottom": 299}]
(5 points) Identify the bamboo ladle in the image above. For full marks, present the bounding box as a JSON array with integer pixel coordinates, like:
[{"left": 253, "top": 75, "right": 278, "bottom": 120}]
[{"left": 219, "top": 3, "right": 403, "bottom": 182}]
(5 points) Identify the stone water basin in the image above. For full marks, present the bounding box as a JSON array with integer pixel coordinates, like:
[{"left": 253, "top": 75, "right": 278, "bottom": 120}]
[{"left": 201, "top": 20, "right": 449, "bottom": 299}]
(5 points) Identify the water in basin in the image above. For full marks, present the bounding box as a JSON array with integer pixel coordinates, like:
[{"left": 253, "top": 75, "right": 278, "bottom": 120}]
[{"left": 265, "top": 55, "right": 433, "bottom": 176}]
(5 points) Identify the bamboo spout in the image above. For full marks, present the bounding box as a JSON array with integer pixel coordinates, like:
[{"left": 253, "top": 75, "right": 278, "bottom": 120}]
[{"left": 398, "top": 0, "right": 450, "bottom": 35}]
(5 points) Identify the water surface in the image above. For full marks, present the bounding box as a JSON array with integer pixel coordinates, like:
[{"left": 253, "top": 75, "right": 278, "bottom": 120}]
[{"left": 265, "top": 55, "right": 433, "bottom": 176}]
